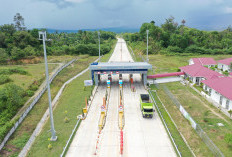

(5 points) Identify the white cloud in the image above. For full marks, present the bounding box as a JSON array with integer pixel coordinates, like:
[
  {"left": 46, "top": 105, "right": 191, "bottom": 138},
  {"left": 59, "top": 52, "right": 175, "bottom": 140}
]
[
  {"left": 65, "top": 0, "right": 86, "bottom": 3},
  {"left": 224, "top": 7, "right": 232, "bottom": 13}
]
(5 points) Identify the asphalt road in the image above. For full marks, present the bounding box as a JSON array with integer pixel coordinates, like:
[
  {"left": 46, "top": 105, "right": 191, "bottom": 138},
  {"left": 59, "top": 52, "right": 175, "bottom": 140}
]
[{"left": 66, "top": 38, "right": 176, "bottom": 157}]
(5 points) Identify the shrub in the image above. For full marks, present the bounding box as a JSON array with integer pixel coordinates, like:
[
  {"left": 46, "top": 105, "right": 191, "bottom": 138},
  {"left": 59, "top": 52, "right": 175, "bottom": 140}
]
[
  {"left": 29, "top": 84, "right": 39, "bottom": 91},
  {"left": 64, "top": 117, "right": 70, "bottom": 123},
  {"left": 0, "top": 68, "right": 28, "bottom": 75},
  {"left": 48, "top": 144, "right": 52, "bottom": 150},
  {"left": 26, "top": 90, "right": 34, "bottom": 97},
  {"left": 225, "top": 134, "right": 232, "bottom": 145},
  {"left": 0, "top": 75, "right": 12, "bottom": 85}
]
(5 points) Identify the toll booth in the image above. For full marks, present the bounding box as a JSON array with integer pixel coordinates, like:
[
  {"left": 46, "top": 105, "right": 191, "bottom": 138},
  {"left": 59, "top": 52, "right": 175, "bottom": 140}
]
[{"left": 89, "top": 62, "right": 152, "bottom": 86}]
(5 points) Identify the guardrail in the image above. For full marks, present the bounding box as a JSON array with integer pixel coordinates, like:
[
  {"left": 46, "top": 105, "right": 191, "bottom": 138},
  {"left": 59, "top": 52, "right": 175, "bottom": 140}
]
[
  {"left": 60, "top": 118, "right": 81, "bottom": 157},
  {"left": 148, "top": 89, "right": 182, "bottom": 157},
  {"left": 0, "top": 59, "right": 76, "bottom": 151}
]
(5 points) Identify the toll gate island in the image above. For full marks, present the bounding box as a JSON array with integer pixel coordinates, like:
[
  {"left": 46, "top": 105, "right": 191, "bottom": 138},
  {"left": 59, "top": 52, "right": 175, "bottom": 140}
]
[{"left": 90, "top": 62, "right": 152, "bottom": 86}]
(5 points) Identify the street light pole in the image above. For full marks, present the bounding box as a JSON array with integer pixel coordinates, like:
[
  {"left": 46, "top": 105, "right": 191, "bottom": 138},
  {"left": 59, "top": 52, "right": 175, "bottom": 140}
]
[
  {"left": 146, "top": 30, "right": 149, "bottom": 62},
  {"left": 98, "top": 31, "right": 101, "bottom": 61},
  {"left": 39, "top": 31, "right": 57, "bottom": 141}
]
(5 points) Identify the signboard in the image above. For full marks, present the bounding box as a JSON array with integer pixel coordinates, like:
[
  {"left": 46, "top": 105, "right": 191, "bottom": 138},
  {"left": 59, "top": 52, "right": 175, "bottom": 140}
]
[
  {"left": 119, "top": 80, "right": 123, "bottom": 85},
  {"left": 180, "top": 105, "right": 197, "bottom": 129},
  {"left": 84, "top": 80, "right": 93, "bottom": 86},
  {"left": 107, "top": 80, "right": 111, "bottom": 85}
]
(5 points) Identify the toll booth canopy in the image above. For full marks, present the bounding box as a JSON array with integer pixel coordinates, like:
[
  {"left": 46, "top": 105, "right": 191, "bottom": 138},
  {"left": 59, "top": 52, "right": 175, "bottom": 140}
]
[{"left": 89, "top": 62, "right": 152, "bottom": 85}]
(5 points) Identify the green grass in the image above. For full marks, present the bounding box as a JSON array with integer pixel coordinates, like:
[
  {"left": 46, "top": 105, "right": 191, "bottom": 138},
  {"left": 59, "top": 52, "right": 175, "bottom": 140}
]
[
  {"left": 154, "top": 84, "right": 214, "bottom": 157},
  {"left": 27, "top": 72, "right": 92, "bottom": 157},
  {"left": 148, "top": 54, "right": 232, "bottom": 74},
  {"left": 161, "top": 82, "right": 232, "bottom": 157},
  {"left": 0, "top": 56, "right": 97, "bottom": 157},
  {"left": 149, "top": 87, "right": 193, "bottom": 157},
  {"left": 0, "top": 64, "right": 58, "bottom": 90}
]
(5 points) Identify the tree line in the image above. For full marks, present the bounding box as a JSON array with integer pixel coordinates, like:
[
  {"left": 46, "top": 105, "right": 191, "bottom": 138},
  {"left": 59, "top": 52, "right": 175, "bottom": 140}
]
[
  {"left": 123, "top": 16, "right": 232, "bottom": 55},
  {"left": 0, "top": 13, "right": 116, "bottom": 64}
]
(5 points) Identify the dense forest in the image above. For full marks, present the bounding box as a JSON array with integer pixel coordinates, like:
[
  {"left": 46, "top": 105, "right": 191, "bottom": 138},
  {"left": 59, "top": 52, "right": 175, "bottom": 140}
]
[
  {"left": 123, "top": 16, "right": 232, "bottom": 55},
  {"left": 0, "top": 13, "right": 116, "bottom": 64}
]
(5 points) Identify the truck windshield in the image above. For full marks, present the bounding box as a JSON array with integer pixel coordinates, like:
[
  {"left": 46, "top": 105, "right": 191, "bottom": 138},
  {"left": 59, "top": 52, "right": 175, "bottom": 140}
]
[{"left": 144, "top": 108, "right": 153, "bottom": 112}]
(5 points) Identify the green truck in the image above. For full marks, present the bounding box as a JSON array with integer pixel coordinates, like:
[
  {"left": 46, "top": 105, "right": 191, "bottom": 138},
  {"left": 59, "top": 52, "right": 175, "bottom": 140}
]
[{"left": 140, "top": 94, "right": 154, "bottom": 118}]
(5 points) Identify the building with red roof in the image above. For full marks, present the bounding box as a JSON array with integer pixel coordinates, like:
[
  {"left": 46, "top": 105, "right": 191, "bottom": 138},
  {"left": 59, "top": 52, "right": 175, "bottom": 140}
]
[
  {"left": 189, "top": 58, "right": 217, "bottom": 67},
  {"left": 218, "top": 58, "right": 232, "bottom": 72},
  {"left": 179, "top": 64, "right": 224, "bottom": 85},
  {"left": 202, "top": 77, "right": 232, "bottom": 110}
]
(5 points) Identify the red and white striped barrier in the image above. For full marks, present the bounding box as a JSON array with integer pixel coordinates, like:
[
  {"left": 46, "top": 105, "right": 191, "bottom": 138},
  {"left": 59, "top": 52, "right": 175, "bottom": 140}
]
[
  {"left": 94, "top": 130, "right": 101, "bottom": 155},
  {"left": 120, "top": 129, "right": 123, "bottom": 155}
]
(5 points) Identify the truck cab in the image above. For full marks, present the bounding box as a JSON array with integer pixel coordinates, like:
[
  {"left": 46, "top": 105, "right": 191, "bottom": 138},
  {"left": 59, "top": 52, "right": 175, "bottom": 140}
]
[{"left": 140, "top": 94, "right": 154, "bottom": 118}]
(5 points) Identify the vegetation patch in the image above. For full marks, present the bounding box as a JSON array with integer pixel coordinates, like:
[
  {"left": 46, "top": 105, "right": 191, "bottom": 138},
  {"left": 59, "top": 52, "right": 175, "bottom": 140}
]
[
  {"left": 0, "top": 75, "right": 12, "bottom": 85},
  {"left": 0, "top": 56, "right": 97, "bottom": 157},
  {"left": 150, "top": 86, "right": 193, "bottom": 157},
  {"left": 0, "top": 68, "right": 29, "bottom": 75},
  {"left": 27, "top": 72, "right": 93, "bottom": 157}
]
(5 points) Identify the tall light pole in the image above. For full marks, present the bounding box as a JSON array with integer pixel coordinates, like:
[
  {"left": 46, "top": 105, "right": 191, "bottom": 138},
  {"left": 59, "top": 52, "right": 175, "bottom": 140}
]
[
  {"left": 146, "top": 30, "right": 149, "bottom": 62},
  {"left": 39, "top": 31, "right": 57, "bottom": 141},
  {"left": 98, "top": 31, "right": 101, "bottom": 61}
]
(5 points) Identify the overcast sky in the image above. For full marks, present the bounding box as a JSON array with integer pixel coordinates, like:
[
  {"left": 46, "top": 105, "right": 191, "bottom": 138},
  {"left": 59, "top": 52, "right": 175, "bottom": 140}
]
[{"left": 1, "top": 0, "right": 232, "bottom": 30}]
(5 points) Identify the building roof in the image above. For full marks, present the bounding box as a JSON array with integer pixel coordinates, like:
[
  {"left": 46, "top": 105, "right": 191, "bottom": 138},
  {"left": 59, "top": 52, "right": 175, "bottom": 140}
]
[
  {"left": 147, "top": 72, "right": 184, "bottom": 79},
  {"left": 218, "top": 58, "right": 232, "bottom": 66},
  {"left": 90, "top": 62, "right": 152, "bottom": 71},
  {"left": 202, "top": 77, "right": 232, "bottom": 100},
  {"left": 179, "top": 64, "right": 224, "bottom": 79},
  {"left": 191, "top": 58, "right": 217, "bottom": 66}
]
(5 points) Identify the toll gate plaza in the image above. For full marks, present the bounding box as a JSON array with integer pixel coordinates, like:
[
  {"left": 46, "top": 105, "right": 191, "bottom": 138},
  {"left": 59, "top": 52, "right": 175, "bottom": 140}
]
[{"left": 89, "top": 62, "right": 152, "bottom": 86}]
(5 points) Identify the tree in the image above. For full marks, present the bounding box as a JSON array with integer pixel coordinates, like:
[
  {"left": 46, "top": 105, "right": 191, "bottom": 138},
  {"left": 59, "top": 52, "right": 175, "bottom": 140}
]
[
  {"left": 161, "top": 16, "right": 178, "bottom": 33},
  {"left": 0, "top": 24, "right": 16, "bottom": 35},
  {"left": 150, "top": 20, "right": 155, "bottom": 25},
  {"left": 181, "top": 19, "right": 186, "bottom": 26},
  {"left": 13, "top": 13, "right": 26, "bottom": 31}
]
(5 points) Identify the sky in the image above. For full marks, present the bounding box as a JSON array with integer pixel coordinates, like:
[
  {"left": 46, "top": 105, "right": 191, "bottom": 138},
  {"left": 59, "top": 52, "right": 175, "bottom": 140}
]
[{"left": 1, "top": 0, "right": 232, "bottom": 30}]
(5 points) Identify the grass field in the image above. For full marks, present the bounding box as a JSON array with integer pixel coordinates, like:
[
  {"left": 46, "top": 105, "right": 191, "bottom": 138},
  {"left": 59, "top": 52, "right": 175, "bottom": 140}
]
[
  {"left": 161, "top": 82, "right": 232, "bottom": 157},
  {"left": 148, "top": 54, "right": 232, "bottom": 74},
  {"left": 27, "top": 72, "right": 93, "bottom": 157},
  {"left": 0, "top": 56, "right": 97, "bottom": 157},
  {"left": 150, "top": 88, "right": 194, "bottom": 157},
  {"left": 0, "top": 64, "right": 58, "bottom": 90},
  {"left": 153, "top": 84, "right": 215, "bottom": 157}
]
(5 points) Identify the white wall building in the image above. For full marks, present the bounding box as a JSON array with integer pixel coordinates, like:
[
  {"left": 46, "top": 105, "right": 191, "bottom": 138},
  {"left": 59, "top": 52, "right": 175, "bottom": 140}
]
[
  {"left": 218, "top": 58, "right": 232, "bottom": 72},
  {"left": 202, "top": 77, "right": 232, "bottom": 111}
]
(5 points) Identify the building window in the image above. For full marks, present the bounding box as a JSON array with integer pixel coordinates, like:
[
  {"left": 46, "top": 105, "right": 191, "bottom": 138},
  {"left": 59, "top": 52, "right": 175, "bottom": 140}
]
[
  {"left": 220, "top": 96, "right": 223, "bottom": 105},
  {"left": 209, "top": 89, "right": 212, "bottom": 96},
  {"left": 205, "top": 86, "right": 208, "bottom": 91},
  {"left": 215, "top": 91, "right": 219, "bottom": 94},
  {"left": 226, "top": 99, "right": 230, "bottom": 109}
]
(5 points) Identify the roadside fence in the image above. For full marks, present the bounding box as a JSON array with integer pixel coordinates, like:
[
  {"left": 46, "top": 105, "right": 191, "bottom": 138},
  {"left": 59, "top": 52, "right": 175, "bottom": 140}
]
[
  {"left": 161, "top": 85, "right": 224, "bottom": 157},
  {"left": 0, "top": 59, "right": 76, "bottom": 151}
]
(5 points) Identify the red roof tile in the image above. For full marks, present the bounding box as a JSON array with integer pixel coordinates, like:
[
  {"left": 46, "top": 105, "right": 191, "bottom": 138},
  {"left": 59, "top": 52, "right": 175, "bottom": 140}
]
[
  {"left": 179, "top": 64, "right": 224, "bottom": 79},
  {"left": 191, "top": 58, "right": 217, "bottom": 65},
  {"left": 218, "top": 58, "right": 232, "bottom": 66},
  {"left": 202, "top": 77, "right": 232, "bottom": 100}
]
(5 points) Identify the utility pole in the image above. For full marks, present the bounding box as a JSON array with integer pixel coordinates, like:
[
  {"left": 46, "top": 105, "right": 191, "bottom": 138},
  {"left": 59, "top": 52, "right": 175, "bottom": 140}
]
[
  {"left": 98, "top": 31, "right": 101, "bottom": 61},
  {"left": 39, "top": 31, "right": 57, "bottom": 141},
  {"left": 146, "top": 30, "right": 149, "bottom": 62}
]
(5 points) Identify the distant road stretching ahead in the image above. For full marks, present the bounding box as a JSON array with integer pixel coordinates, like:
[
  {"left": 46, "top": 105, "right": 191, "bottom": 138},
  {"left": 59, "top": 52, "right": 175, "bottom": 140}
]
[{"left": 66, "top": 38, "right": 176, "bottom": 157}]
